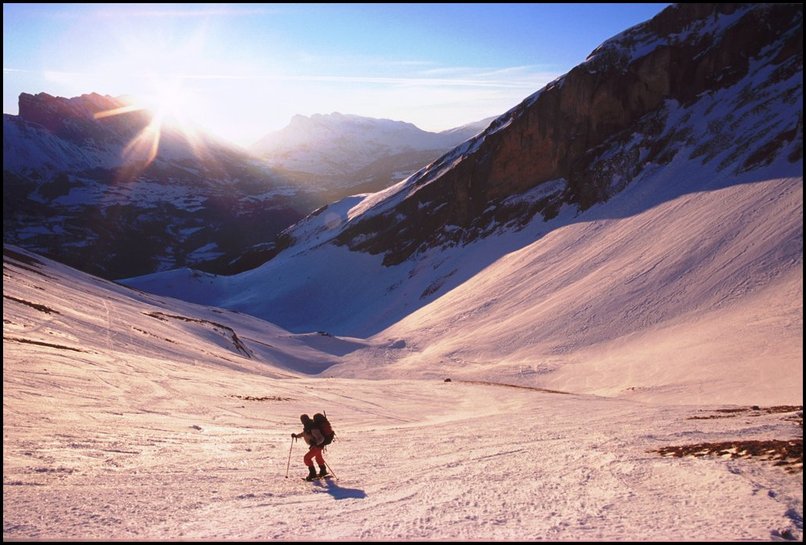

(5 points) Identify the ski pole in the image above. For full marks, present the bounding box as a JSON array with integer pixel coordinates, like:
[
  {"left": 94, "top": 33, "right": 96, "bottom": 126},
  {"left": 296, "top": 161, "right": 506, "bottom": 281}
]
[
  {"left": 285, "top": 436, "right": 295, "bottom": 478},
  {"left": 323, "top": 458, "right": 338, "bottom": 480},
  {"left": 321, "top": 410, "right": 338, "bottom": 479}
]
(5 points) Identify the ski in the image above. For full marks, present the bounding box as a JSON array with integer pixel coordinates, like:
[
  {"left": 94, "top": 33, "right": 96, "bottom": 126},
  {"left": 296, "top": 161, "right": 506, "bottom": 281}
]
[{"left": 302, "top": 475, "right": 333, "bottom": 482}]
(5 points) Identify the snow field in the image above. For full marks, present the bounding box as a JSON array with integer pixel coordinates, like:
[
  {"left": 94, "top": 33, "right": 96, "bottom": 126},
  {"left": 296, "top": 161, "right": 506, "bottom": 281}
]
[{"left": 3, "top": 352, "right": 801, "bottom": 541}]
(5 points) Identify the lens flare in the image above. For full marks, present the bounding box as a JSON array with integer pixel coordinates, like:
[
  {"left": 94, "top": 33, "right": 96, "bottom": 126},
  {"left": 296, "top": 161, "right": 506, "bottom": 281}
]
[{"left": 92, "top": 79, "right": 212, "bottom": 181}]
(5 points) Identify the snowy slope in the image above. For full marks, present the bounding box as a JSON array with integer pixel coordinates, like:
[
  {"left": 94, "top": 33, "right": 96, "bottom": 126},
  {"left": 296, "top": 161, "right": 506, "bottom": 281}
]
[
  {"left": 3, "top": 112, "right": 123, "bottom": 174},
  {"left": 334, "top": 176, "right": 803, "bottom": 405},
  {"left": 3, "top": 245, "right": 802, "bottom": 541},
  {"left": 123, "top": 172, "right": 803, "bottom": 406}
]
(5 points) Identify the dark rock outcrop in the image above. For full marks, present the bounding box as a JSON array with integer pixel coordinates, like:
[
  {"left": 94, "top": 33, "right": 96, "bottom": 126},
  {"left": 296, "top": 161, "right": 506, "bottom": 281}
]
[{"left": 17, "top": 92, "right": 148, "bottom": 143}]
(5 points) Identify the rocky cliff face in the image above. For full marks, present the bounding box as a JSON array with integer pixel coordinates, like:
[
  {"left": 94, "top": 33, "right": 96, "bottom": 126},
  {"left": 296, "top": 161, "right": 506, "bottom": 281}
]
[
  {"left": 17, "top": 92, "right": 146, "bottom": 144},
  {"left": 331, "top": 3, "right": 802, "bottom": 265}
]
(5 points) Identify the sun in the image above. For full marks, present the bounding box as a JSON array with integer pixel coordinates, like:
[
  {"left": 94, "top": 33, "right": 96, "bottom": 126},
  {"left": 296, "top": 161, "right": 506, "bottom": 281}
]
[
  {"left": 93, "top": 78, "right": 209, "bottom": 177},
  {"left": 149, "top": 81, "right": 195, "bottom": 124}
]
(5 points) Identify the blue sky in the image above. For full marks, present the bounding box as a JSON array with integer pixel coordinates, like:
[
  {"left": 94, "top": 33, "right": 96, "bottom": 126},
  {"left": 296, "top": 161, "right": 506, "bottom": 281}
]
[{"left": 3, "top": 3, "right": 669, "bottom": 146}]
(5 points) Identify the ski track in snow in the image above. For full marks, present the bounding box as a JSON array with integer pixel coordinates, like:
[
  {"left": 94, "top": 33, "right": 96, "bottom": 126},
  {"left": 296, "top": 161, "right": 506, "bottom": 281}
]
[
  {"left": 3, "top": 367, "right": 802, "bottom": 541},
  {"left": 2, "top": 225, "right": 802, "bottom": 540}
]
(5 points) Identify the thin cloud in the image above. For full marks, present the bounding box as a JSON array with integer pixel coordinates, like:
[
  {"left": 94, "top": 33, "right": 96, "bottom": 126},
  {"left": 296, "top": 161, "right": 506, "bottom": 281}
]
[
  {"left": 3, "top": 4, "right": 281, "bottom": 21},
  {"left": 418, "top": 66, "right": 481, "bottom": 77},
  {"left": 91, "top": 6, "right": 281, "bottom": 19},
  {"left": 278, "top": 74, "right": 553, "bottom": 89},
  {"left": 6, "top": 64, "right": 558, "bottom": 91},
  {"left": 181, "top": 70, "right": 559, "bottom": 90},
  {"left": 476, "top": 65, "right": 556, "bottom": 77}
]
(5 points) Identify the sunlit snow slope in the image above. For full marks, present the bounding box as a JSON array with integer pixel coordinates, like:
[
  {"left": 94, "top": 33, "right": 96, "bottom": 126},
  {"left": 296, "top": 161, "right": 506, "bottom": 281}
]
[{"left": 3, "top": 246, "right": 802, "bottom": 541}]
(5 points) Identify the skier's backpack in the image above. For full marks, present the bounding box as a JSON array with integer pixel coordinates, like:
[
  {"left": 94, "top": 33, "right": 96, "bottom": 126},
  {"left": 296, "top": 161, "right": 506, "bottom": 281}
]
[{"left": 313, "top": 413, "right": 335, "bottom": 446}]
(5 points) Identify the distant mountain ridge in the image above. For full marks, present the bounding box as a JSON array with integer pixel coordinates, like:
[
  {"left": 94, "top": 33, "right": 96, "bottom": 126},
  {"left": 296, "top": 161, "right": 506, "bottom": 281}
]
[{"left": 250, "top": 112, "right": 493, "bottom": 194}]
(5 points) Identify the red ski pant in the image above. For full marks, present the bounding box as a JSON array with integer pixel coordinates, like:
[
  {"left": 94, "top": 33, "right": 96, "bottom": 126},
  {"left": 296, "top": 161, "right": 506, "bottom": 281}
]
[{"left": 304, "top": 446, "right": 324, "bottom": 467}]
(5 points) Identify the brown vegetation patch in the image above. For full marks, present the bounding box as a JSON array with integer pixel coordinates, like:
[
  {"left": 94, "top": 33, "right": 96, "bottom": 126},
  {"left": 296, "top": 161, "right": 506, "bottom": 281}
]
[
  {"left": 4, "top": 336, "right": 87, "bottom": 353},
  {"left": 3, "top": 295, "right": 60, "bottom": 314},
  {"left": 229, "top": 395, "right": 293, "bottom": 402},
  {"left": 3, "top": 247, "right": 54, "bottom": 278},
  {"left": 132, "top": 326, "right": 177, "bottom": 344},
  {"left": 454, "top": 379, "right": 570, "bottom": 395},
  {"left": 145, "top": 311, "right": 252, "bottom": 358},
  {"left": 653, "top": 439, "right": 802, "bottom": 473},
  {"left": 764, "top": 405, "right": 803, "bottom": 415},
  {"left": 688, "top": 405, "right": 803, "bottom": 421}
]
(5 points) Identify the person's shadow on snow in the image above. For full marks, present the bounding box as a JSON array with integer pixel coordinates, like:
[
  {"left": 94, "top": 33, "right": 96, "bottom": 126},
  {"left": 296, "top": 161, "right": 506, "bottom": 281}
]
[{"left": 314, "top": 479, "right": 367, "bottom": 500}]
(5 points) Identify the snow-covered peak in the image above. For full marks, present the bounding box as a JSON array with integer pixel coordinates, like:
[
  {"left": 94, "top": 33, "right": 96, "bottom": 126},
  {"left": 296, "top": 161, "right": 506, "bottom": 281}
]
[
  {"left": 585, "top": 4, "right": 753, "bottom": 67},
  {"left": 256, "top": 112, "right": 430, "bottom": 151},
  {"left": 250, "top": 113, "right": 495, "bottom": 178}
]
